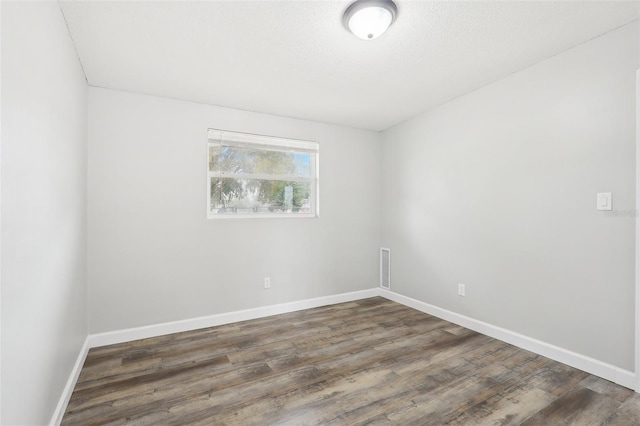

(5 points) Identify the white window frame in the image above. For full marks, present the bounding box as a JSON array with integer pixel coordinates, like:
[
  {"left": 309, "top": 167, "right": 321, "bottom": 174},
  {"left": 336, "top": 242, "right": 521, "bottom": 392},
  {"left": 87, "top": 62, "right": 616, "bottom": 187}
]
[{"left": 207, "top": 129, "right": 319, "bottom": 219}]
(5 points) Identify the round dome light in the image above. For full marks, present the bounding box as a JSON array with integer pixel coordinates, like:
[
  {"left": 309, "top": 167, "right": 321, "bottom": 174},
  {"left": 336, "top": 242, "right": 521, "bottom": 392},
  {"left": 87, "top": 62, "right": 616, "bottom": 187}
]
[{"left": 343, "top": 0, "right": 398, "bottom": 40}]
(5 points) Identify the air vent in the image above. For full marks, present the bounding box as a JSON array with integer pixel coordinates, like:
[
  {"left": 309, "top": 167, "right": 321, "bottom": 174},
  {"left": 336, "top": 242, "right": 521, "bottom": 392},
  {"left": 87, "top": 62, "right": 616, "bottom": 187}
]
[{"left": 380, "top": 248, "right": 390, "bottom": 289}]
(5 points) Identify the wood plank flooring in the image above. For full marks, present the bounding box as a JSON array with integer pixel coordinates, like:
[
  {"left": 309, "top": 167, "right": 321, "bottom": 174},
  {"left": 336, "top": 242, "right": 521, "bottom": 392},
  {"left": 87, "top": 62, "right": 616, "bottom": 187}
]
[{"left": 62, "top": 297, "right": 640, "bottom": 425}]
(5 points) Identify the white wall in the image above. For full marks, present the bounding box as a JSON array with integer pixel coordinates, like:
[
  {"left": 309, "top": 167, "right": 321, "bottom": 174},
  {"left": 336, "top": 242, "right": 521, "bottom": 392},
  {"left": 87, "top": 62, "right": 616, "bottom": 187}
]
[
  {"left": 382, "top": 22, "right": 639, "bottom": 371},
  {"left": 1, "top": 2, "right": 88, "bottom": 425},
  {"left": 88, "top": 88, "right": 381, "bottom": 333}
]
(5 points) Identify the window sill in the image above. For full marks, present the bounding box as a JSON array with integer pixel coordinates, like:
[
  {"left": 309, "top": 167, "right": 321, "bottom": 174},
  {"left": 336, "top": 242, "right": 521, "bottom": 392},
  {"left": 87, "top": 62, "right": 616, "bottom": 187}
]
[{"left": 207, "top": 213, "right": 317, "bottom": 220}]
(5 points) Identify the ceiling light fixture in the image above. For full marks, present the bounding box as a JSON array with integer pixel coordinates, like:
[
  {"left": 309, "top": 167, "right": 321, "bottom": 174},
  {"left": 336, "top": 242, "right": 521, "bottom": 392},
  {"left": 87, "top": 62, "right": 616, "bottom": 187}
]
[{"left": 343, "top": 0, "right": 397, "bottom": 40}]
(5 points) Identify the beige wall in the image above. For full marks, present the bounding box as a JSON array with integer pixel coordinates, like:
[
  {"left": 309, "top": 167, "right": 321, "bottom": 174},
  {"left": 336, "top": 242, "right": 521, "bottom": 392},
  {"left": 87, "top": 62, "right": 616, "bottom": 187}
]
[
  {"left": 1, "top": 2, "right": 88, "bottom": 424},
  {"left": 87, "top": 87, "right": 382, "bottom": 333},
  {"left": 382, "top": 22, "right": 639, "bottom": 371}
]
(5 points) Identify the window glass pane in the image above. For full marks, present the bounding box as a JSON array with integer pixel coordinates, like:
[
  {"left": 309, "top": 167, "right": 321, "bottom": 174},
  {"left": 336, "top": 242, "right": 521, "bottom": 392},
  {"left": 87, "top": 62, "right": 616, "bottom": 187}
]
[
  {"left": 291, "top": 153, "right": 311, "bottom": 178},
  {"left": 210, "top": 145, "right": 311, "bottom": 178},
  {"left": 210, "top": 178, "right": 311, "bottom": 215},
  {"left": 209, "top": 145, "right": 251, "bottom": 174},
  {"left": 208, "top": 129, "right": 317, "bottom": 218},
  {"left": 208, "top": 145, "right": 220, "bottom": 172}
]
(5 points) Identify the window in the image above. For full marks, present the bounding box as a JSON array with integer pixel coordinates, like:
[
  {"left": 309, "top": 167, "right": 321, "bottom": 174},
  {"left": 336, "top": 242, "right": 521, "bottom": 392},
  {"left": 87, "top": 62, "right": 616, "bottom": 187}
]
[{"left": 207, "top": 129, "right": 319, "bottom": 218}]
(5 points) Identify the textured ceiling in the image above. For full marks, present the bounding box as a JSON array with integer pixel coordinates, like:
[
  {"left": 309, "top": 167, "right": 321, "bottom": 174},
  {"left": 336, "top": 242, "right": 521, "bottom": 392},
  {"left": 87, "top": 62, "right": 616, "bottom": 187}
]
[{"left": 59, "top": 1, "right": 639, "bottom": 131}]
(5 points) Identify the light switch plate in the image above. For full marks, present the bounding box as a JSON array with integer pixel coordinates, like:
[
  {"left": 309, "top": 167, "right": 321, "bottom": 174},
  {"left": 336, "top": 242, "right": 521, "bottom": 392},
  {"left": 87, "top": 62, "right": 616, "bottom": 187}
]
[{"left": 596, "top": 192, "right": 612, "bottom": 211}]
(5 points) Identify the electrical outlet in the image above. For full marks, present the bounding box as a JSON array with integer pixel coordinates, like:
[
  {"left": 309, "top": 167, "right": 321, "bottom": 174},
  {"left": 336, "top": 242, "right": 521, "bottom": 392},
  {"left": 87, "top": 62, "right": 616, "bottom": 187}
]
[
  {"left": 264, "top": 277, "right": 271, "bottom": 289},
  {"left": 458, "top": 283, "right": 465, "bottom": 297}
]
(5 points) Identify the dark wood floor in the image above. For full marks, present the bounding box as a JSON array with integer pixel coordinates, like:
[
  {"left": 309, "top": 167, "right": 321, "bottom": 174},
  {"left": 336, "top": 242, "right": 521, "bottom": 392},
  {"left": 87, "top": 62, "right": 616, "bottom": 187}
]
[{"left": 62, "top": 297, "right": 639, "bottom": 425}]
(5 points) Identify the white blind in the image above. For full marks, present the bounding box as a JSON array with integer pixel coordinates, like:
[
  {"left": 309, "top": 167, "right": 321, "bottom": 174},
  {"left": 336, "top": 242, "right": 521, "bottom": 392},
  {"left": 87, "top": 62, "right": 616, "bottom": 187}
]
[{"left": 208, "top": 129, "right": 318, "bottom": 153}]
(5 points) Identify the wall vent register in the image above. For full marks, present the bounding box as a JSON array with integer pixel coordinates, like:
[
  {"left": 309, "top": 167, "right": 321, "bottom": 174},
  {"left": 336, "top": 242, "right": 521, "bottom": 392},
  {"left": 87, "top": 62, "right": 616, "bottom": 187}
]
[{"left": 380, "top": 247, "right": 390, "bottom": 289}]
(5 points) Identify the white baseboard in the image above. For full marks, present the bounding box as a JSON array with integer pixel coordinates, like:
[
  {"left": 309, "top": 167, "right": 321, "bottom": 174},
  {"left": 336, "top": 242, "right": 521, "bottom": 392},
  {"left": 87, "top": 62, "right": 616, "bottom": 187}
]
[
  {"left": 616, "top": 369, "right": 637, "bottom": 390},
  {"left": 49, "top": 336, "right": 90, "bottom": 426},
  {"left": 88, "top": 288, "right": 379, "bottom": 348},
  {"left": 52, "top": 285, "right": 637, "bottom": 425},
  {"left": 50, "top": 288, "right": 378, "bottom": 425},
  {"left": 379, "top": 288, "right": 636, "bottom": 390}
]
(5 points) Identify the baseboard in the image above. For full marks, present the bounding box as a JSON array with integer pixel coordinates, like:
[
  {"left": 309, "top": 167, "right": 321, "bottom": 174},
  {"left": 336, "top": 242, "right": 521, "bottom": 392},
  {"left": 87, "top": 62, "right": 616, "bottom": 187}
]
[
  {"left": 616, "top": 369, "right": 637, "bottom": 390},
  {"left": 379, "top": 288, "right": 636, "bottom": 390},
  {"left": 52, "top": 286, "right": 636, "bottom": 425},
  {"left": 49, "top": 336, "right": 90, "bottom": 426},
  {"left": 50, "top": 288, "right": 378, "bottom": 424},
  {"left": 88, "top": 288, "right": 379, "bottom": 348}
]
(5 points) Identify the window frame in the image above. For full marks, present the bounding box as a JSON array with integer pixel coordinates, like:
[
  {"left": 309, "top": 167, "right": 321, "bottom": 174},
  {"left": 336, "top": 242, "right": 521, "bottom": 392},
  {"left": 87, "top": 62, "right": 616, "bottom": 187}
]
[{"left": 207, "top": 129, "right": 319, "bottom": 219}]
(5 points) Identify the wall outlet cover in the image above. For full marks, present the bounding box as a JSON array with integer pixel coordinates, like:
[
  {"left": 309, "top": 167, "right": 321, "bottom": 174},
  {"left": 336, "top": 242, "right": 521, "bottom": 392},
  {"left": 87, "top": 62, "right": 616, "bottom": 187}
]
[{"left": 458, "top": 283, "right": 466, "bottom": 297}]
